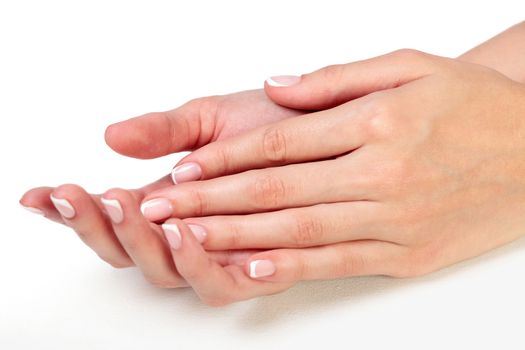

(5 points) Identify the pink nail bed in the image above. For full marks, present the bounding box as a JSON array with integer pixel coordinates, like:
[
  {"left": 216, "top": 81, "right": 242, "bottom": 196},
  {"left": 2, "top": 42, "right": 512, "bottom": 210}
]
[
  {"left": 101, "top": 198, "right": 124, "bottom": 224},
  {"left": 50, "top": 195, "right": 76, "bottom": 219},
  {"left": 249, "top": 260, "right": 276, "bottom": 278},
  {"left": 187, "top": 224, "right": 207, "bottom": 243},
  {"left": 140, "top": 198, "right": 173, "bottom": 222},
  {"left": 162, "top": 224, "right": 181, "bottom": 250},
  {"left": 171, "top": 162, "right": 202, "bottom": 184}
]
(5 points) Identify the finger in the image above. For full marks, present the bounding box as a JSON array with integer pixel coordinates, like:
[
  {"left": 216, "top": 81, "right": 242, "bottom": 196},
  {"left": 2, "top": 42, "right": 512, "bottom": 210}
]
[
  {"left": 183, "top": 201, "right": 386, "bottom": 250},
  {"left": 207, "top": 250, "right": 261, "bottom": 267},
  {"left": 264, "top": 49, "right": 437, "bottom": 110},
  {"left": 174, "top": 101, "right": 367, "bottom": 181},
  {"left": 141, "top": 156, "right": 374, "bottom": 221},
  {"left": 244, "top": 240, "right": 405, "bottom": 282},
  {"left": 20, "top": 185, "right": 256, "bottom": 272},
  {"left": 101, "top": 188, "right": 189, "bottom": 288},
  {"left": 104, "top": 96, "right": 223, "bottom": 159},
  {"left": 48, "top": 184, "right": 134, "bottom": 268},
  {"left": 20, "top": 186, "right": 65, "bottom": 223},
  {"left": 162, "top": 219, "right": 293, "bottom": 306}
]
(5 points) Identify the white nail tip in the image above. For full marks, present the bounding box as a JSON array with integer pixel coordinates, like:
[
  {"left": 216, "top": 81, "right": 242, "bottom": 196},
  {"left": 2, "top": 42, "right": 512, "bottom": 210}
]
[
  {"left": 50, "top": 195, "right": 75, "bottom": 219},
  {"left": 170, "top": 169, "right": 178, "bottom": 185},
  {"left": 249, "top": 260, "right": 261, "bottom": 278},
  {"left": 22, "top": 206, "right": 44, "bottom": 216},
  {"left": 139, "top": 201, "right": 152, "bottom": 216},
  {"left": 161, "top": 223, "right": 181, "bottom": 237},
  {"left": 265, "top": 77, "right": 288, "bottom": 87},
  {"left": 101, "top": 198, "right": 124, "bottom": 224}
]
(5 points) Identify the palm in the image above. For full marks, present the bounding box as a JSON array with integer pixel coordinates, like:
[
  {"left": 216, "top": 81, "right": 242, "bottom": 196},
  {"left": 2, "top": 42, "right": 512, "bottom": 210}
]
[{"left": 23, "top": 89, "right": 302, "bottom": 222}]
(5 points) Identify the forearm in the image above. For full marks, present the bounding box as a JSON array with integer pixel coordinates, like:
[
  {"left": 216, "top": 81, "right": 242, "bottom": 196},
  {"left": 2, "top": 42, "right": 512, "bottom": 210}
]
[{"left": 458, "top": 21, "right": 525, "bottom": 84}]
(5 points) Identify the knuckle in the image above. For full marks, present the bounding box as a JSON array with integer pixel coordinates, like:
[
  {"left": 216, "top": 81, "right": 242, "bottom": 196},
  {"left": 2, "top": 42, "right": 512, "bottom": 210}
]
[
  {"left": 225, "top": 221, "right": 244, "bottom": 248},
  {"left": 320, "top": 64, "right": 346, "bottom": 84},
  {"left": 214, "top": 145, "right": 232, "bottom": 175},
  {"left": 288, "top": 254, "right": 306, "bottom": 281},
  {"left": 187, "top": 188, "right": 208, "bottom": 217},
  {"left": 290, "top": 215, "right": 325, "bottom": 247},
  {"left": 332, "top": 250, "right": 367, "bottom": 278},
  {"left": 251, "top": 173, "right": 287, "bottom": 209},
  {"left": 391, "top": 48, "right": 425, "bottom": 62},
  {"left": 183, "top": 96, "right": 221, "bottom": 147},
  {"left": 262, "top": 126, "right": 288, "bottom": 163},
  {"left": 360, "top": 99, "right": 397, "bottom": 140},
  {"left": 189, "top": 96, "right": 220, "bottom": 123}
]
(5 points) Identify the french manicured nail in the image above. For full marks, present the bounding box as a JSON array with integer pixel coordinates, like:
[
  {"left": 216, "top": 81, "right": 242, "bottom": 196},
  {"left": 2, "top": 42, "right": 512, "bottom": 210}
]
[
  {"left": 171, "top": 162, "right": 202, "bottom": 184},
  {"left": 187, "top": 224, "right": 207, "bottom": 243},
  {"left": 265, "top": 75, "right": 301, "bottom": 87},
  {"left": 249, "top": 260, "right": 276, "bottom": 278},
  {"left": 162, "top": 223, "right": 181, "bottom": 250},
  {"left": 50, "top": 195, "right": 76, "bottom": 219},
  {"left": 101, "top": 198, "right": 124, "bottom": 224},
  {"left": 22, "top": 205, "right": 44, "bottom": 216},
  {"left": 140, "top": 198, "right": 173, "bottom": 221}
]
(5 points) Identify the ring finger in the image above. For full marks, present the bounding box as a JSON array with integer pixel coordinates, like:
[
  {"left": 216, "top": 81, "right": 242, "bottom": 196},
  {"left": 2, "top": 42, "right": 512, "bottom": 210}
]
[{"left": 183, "top": 201, "right": 388, "bottom": 250}]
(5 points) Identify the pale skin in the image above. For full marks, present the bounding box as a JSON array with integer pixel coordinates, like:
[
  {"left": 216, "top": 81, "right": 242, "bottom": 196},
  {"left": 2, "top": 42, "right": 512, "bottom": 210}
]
[{"left": 21, "top": 22, "right": 525, "bottom": 306}]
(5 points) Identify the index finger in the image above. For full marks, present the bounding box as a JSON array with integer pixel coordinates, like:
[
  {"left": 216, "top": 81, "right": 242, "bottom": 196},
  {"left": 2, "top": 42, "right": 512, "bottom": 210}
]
[{"left": 172, "top": 100, "right": 370, "bottom": 183}]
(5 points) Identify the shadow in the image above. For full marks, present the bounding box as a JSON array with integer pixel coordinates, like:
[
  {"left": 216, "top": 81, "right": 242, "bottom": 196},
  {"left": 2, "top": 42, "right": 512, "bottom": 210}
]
[
  {"left": 104, "top": 236, "right": 525, "bottom": 329},
  {"left": 237, "top": 236, "right": 525, "bottom": 329}
]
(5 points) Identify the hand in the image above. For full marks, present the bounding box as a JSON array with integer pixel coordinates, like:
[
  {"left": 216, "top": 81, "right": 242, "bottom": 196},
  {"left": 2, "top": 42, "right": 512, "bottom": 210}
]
[
  {"left": 142, "top": 50, "right": 525, "bottom": 304},
  {"left": 20, "top": 90, "right": 302, "bottom": 287}
]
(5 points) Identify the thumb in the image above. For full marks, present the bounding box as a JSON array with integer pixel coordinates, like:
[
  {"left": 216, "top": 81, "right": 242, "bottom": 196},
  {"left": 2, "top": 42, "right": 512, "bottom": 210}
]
[
  {"left": 264, "top": 49, "right": 437, "bottom": 110},
  {"left": 104, "top": 97, "right": 219, "bottom": 159}
]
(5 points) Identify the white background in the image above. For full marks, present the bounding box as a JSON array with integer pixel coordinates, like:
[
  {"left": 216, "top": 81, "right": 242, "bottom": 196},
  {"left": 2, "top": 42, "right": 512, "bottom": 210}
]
[{"left": 1, "top": 1, "right": 524, "bottom": 349}]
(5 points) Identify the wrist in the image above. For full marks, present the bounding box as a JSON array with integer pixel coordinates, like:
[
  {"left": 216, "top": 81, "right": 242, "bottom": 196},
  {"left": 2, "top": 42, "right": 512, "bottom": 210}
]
[{"left": 457, "top": 22, "right": 525, "bottom": 84}]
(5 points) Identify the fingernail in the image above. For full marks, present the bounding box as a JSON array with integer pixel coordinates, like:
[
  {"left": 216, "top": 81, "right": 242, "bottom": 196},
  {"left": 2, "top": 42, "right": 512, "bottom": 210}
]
[
  {"left": 187, "top": 224, "right": 207, "bottom": 243},
  {"left": 265, "top": 75, "right": 301, "bottom": 87},
  {"left": 101, "top": 198, "right": 124, "bottom": 224},
  {"left": 171, "top": 162, "right": 202, "bottom": 184},
  {"left": 249, "top": 259, "right": 276, "bottom": 278},
  {"left": 162, "top": 223, "right": 181, "bottom": 250},
  {"left": 21, "top": 205, "right": 44, "bottom": 216},
  {"left": 140, "top": 198, "right": 173, "bottom": 221},
  {"left": 50, "top": 195, "right": 76, "bottom": 219}
]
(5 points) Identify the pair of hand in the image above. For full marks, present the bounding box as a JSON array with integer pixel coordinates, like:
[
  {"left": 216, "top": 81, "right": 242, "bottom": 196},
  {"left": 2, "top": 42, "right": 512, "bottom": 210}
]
[{"left": 21, "top": 49, "right": 525, "bottom": 306}]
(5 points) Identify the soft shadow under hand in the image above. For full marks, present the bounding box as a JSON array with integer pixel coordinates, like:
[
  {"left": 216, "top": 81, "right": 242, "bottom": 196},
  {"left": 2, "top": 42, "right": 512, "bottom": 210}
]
[{"left": 238, "top": 237, "right": 525, "bottom": 328}]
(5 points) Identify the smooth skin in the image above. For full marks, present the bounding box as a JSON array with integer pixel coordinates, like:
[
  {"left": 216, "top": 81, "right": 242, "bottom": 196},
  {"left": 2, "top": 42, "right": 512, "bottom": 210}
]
[
  {"left": 20, "top": 90, "right": 302, "bottom": 287},
  {"left": 142, "top": 50, "right": 525, "bottom": 306},
  {"left": 21, "top": 22, "right": 525, "bottom": 305}
]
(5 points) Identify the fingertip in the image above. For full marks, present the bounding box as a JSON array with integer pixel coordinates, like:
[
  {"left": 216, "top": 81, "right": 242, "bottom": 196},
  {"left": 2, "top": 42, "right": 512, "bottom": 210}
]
[
  {"left": 103, "top": 117, "right": 146, "bottom": 159},
  {"left": 164, "top": 218, "right": 201, "bottom": 246},
  {"left": 244, "top": 250, "right": 299, "bottom": 282},
  {"left": 104, "top": 122, "right": 118, "bottom": 149},
  {"left": 264, "top": 75, "right": 308, "bottom": 110},
  {"left": 102, "top": 187, "right": 141, "bottom": 220},
  {"left": 50, "top": 184, "right": 86, "bottom": 219},
  {"left": 20, "top": 187, "right": 65, "bottom": 221},
  {"left": 245, "top": 256, "right": 277, "bottom": 280},
  {"left": 161, "top": 222, "right": 182, "bottom": 251},
  {"left": 104, "top": 114, "right": 165, "bottom": 159}
]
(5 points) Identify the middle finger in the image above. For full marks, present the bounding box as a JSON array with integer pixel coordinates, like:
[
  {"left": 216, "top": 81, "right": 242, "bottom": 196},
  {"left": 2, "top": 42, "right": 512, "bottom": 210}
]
[{"left": 141, "top": 157, "right": 370, "bottom": 221}]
